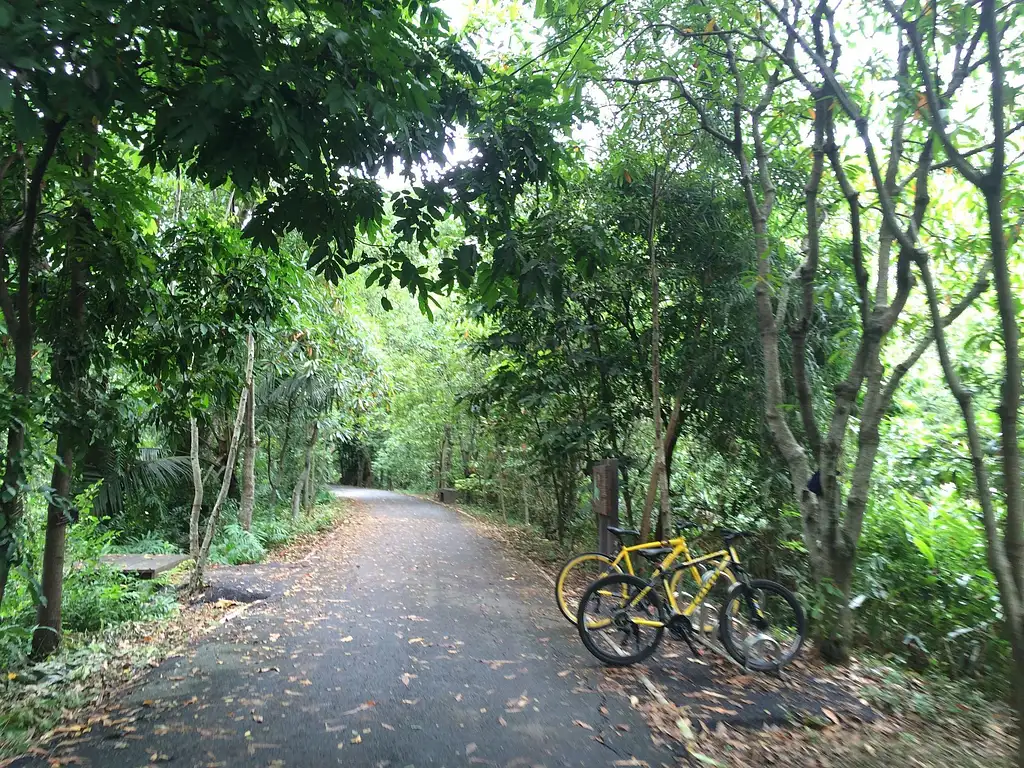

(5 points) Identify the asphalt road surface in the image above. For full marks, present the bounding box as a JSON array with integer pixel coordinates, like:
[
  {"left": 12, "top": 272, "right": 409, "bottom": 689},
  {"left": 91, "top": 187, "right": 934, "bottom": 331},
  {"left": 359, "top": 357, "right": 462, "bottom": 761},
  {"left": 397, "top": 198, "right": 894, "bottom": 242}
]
[{"left": 22, "top": 488, "right": 673, "bottom": 768}]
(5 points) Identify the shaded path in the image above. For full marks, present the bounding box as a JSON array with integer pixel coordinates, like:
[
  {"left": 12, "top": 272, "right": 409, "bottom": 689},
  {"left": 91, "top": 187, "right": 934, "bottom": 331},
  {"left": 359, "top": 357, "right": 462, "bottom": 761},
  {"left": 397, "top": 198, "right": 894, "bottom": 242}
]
[{"left": 23, "top": 489, "right": 673, "bottom": 767}]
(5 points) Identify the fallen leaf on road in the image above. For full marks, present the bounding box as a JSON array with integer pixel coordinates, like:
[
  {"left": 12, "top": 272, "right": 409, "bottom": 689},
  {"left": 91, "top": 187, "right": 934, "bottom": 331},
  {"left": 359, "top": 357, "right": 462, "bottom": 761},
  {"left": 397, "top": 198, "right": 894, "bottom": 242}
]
[
  {"left": 340, "top": 636, "right": 353, "bottom": 643},
  {"left": 343, "top": 701, "right": 376, "bottom": 715},
  {"left": 401, "top": 673, "right": 417, "bottom": 686},
  {"left": 557, "top": 670, "right": 571, "bottom": 678},
  {"left": 573, "top": 720, "right": 593, "bottom": 731},
  {"left": 381, "top": 723, "right": 394, "bottom": 731},
  {"left": 700, "top": 706, "right": 738, "bottom": 716},
  {"left": 822, "top": 707, "right": 841, "bottom": 725},
  {"left": 504, "top": 694, "right": 529, "bottom": 712},
  {"left": 466, "top": 743, "right": 477, "bottom": 756}
]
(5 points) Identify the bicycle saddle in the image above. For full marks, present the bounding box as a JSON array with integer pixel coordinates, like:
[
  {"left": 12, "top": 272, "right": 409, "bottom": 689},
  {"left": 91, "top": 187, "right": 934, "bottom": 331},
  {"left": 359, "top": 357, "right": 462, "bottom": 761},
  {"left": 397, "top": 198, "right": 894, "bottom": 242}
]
[
  {"left": 720, "top": 529, "right": 753, "bottom": 543},
  {"left": 637, "top": 546, "right": 674, "bottom": 559}
]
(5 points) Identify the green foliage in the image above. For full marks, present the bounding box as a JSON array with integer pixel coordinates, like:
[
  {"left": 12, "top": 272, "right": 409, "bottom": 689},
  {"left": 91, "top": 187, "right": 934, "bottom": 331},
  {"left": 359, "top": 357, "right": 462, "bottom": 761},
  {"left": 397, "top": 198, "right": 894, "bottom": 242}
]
[
  {"left": 0, "top": 492, "right": 177, "bottom": 667},
  {"left": 210, "top": 522, "right": 267, "bottom": 566},
  {"left": 861, "top": 666, "right": 998, "bottom": 733}
]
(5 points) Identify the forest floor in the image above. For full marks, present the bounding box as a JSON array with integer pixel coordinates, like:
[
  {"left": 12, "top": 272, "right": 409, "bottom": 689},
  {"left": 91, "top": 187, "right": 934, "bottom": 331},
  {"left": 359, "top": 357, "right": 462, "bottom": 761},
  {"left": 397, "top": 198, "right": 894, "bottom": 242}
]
[
  {"left": 449, "top": 499, "right": 1017, "bottom": 768},
  {"left": 3, "top": 488, "right": 1015, "bottom": 768},
  {"left": 0, "top": 503, "right": 344, "bottom": 764}
]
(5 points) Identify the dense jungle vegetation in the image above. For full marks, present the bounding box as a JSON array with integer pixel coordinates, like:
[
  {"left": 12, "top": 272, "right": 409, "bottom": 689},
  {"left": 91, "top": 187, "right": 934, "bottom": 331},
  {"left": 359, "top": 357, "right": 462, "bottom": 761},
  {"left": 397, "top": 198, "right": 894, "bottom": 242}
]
[{"left": 1, "top": 0, "right": 1023, "bottom": 762}]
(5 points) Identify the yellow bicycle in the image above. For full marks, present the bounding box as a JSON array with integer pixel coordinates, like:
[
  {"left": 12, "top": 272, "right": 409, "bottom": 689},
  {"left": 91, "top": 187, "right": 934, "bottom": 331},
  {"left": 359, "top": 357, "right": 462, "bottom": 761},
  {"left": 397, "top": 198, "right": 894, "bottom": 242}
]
[
  {"left": 555, "top": 522, "right": 736, "bottom": 634},
  {"left": 576, "top": 530, "right": 806, "bottom": 671}
]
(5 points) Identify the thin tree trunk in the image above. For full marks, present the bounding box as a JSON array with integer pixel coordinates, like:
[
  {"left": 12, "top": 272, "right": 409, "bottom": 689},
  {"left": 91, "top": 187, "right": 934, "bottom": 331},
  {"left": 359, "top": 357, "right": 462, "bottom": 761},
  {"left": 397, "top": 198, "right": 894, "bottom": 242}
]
[
  {"left": 499, "top": 473, "right": 508, "bottom": 523},
  {"left": 0, "top": 121, "right": 65, "bottom": 611},
  {"left": 640, "top": 165, "right": 670, "bottom": 542},
  {"left": 292, "top": 422, "right": 318, "bottom": 521},
  {"left": 189, "top": 417, "right": 203, "bottom": 557},
  {"left": 276, "top": 394, "right": 294, "bottom": 491},
  {"left": 191, "top": 334, "right": 255, "bottom": 592},
  {"left": 620, "top": 465, "right": 635, "bottom": 529},
  {"left": 31, "top": 435, "right": 73, "bottom": 658},
  {"left": 239, "top": 333, "right": 257, "bottom": 531},
  {"left": 303, "top": 424, "right": 319, "bottom": 511},
  {"left": 33, "top": 155, "right": 89, "bottom": 658}
]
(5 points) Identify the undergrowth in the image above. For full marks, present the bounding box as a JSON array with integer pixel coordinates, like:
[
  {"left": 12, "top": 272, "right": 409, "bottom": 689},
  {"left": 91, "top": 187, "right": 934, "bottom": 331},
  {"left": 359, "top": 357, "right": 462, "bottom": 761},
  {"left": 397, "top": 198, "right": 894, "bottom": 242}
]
[{"left": 0, "top": 494, "right": 344, "bottom": 760}]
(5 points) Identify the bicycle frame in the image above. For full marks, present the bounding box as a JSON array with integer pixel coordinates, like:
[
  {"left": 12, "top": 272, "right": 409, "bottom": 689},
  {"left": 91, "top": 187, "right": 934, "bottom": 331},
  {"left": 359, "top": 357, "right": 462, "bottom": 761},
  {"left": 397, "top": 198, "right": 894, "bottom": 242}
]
[
  {"left": 607, "top": 534, "right": 708, "bottom": 589},
  {"left": 619, "top": 541, "right": 745, "bottom": 628}
]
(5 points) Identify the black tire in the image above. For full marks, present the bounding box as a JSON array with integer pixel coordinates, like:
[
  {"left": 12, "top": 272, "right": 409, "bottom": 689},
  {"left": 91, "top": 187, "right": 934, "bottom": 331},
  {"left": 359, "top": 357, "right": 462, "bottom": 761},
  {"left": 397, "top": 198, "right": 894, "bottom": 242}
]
[
  {"left": 719, "top": 579, "right": 806, "bottom": 671},
  {"left": 576, "top": 573, "right": 664, "bottom": 667},
  {"left": 554, "top": 552, "right": 622, "bottom": 624}
]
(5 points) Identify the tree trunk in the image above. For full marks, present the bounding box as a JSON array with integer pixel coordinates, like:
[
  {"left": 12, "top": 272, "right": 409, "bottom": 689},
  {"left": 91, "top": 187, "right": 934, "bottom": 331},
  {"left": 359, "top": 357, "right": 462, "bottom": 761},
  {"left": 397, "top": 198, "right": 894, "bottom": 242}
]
[
  {"left": 189, "top": 417, "right": 203, "bottom": 558},
  {"left": 620, "top": 464, "right": 635, "bottom": 529},
  {"left": 292, "top": 421, "right": 318, "bottom": 521},
  {"left": 31, "top": 435, "right": 73, "bottom": 658},
  {"left": 32, "top": 163, "right": 89, "bottom": 658},
  {"left": 640, "top": 165, "right": 670, "bottom": 543},
  {"left": 191, "top": 334, "right": 255, "bottom": 592},
  {"left": 0, "top": 121, "right": 66, "bottom": 611},
  {"left": 276, "top": 394, "right": 294, "bottom": 492},
  {"left": 499, "top": 473, "right": 508, "bottom": 523},
  {"left": 439, "top": 424, "right": 452, "bottom": 492},
  {"left": 239, "top": 334, "right": 257, "bottom": 531},
  {"left": 303, "top": 423, "right": 319, "bottom": 511}
]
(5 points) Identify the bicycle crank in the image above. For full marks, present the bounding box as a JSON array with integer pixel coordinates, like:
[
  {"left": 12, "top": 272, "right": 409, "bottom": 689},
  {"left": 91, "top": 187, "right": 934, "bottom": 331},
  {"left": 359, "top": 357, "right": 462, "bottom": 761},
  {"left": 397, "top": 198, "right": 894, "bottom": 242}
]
[{"left": 667, "top": 615, "right": 703, "bottom": 658}]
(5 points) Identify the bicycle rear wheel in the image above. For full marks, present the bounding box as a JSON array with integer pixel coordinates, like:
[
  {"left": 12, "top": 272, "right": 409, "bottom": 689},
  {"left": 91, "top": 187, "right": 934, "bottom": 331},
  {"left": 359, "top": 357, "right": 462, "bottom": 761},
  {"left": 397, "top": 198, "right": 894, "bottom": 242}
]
[
  {"left": 577, "top": 573, "right": 664, "bottom": 666},
  {"left": 555, "top": 552, "right": 622, "bottom": 624},
  {"left": 719, "top": 579, "right": 806, "bottom": 671}
]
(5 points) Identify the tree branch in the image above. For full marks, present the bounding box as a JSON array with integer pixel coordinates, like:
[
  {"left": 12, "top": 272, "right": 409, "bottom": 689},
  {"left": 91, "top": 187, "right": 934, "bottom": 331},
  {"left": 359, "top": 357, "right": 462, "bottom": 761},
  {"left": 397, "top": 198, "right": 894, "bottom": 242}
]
[
  {"left": 882, "top": 259, "right": 993, "bottom": 409},
  {"left": 916, "top": 251, "right": 1021, "bottom": 617},
  {"left": 760, "top": 0, "right": 922, "bottom": 257},
  {"left": 883, "top": 0, "right": 984, "bottom": 185}
]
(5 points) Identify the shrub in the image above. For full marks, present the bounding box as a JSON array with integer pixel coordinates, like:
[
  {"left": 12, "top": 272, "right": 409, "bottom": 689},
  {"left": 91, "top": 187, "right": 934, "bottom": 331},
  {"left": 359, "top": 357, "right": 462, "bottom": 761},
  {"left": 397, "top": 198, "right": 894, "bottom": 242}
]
[
  {"left": 209, "top": 523, "right": 267, "bottom": 565},
  {"left": 854, "top": 486, "right": 1009, "bottom": 693},
  {"left": 110, "top": 531, "right": 181, "bottom": 555},
  {"left": 252, "top": 515, "right": 292, "bottom": 549}
]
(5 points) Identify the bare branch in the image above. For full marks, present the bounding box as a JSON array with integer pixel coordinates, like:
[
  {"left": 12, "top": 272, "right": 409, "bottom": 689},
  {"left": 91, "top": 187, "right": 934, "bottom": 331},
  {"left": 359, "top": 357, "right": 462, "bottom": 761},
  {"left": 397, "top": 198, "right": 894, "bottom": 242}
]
[
  {"left": 602, "top": 76, "right": 736, "bottom": 148},
  {"left": 916, "top": 251, "right": 1022, "bottom": 615},
  {"left": 882, "top": 259, "right": 993, "bottom": 409},
  {"left": 791, "top": 97, "right": 827, "bottom": 462},
  {"left": 760, "top": 0, "right": 922, "bottom": 257},
  {"left": 884, "top": 0, "right": 984, "bottom": 185}
]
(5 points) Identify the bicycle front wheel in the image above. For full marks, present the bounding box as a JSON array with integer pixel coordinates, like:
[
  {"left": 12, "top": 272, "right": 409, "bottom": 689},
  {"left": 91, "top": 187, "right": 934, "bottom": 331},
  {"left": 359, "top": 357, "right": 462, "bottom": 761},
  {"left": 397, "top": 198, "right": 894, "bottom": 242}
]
[
  {"left": 555, "top": 552, "right": 622, "bottom": 624},
  {"left": 577, "top": 573, "right": 664, "bottom": 666},
  {"left": 719, "top": 579, "right": 806, "bottom": 671}
]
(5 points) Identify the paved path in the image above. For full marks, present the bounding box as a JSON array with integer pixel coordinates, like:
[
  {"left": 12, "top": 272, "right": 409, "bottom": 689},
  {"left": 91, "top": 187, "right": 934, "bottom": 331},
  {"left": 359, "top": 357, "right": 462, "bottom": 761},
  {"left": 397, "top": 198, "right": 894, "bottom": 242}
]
[{"left": 25, "top": 488, "right": 674, "bottom": 768}]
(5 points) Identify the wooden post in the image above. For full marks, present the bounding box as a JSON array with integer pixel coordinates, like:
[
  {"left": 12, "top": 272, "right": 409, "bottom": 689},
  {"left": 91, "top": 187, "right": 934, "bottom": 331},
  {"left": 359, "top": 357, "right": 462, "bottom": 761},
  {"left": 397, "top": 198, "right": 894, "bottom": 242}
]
[{"left": 593, "top": 459, "right": 620, "bottom": 555}]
